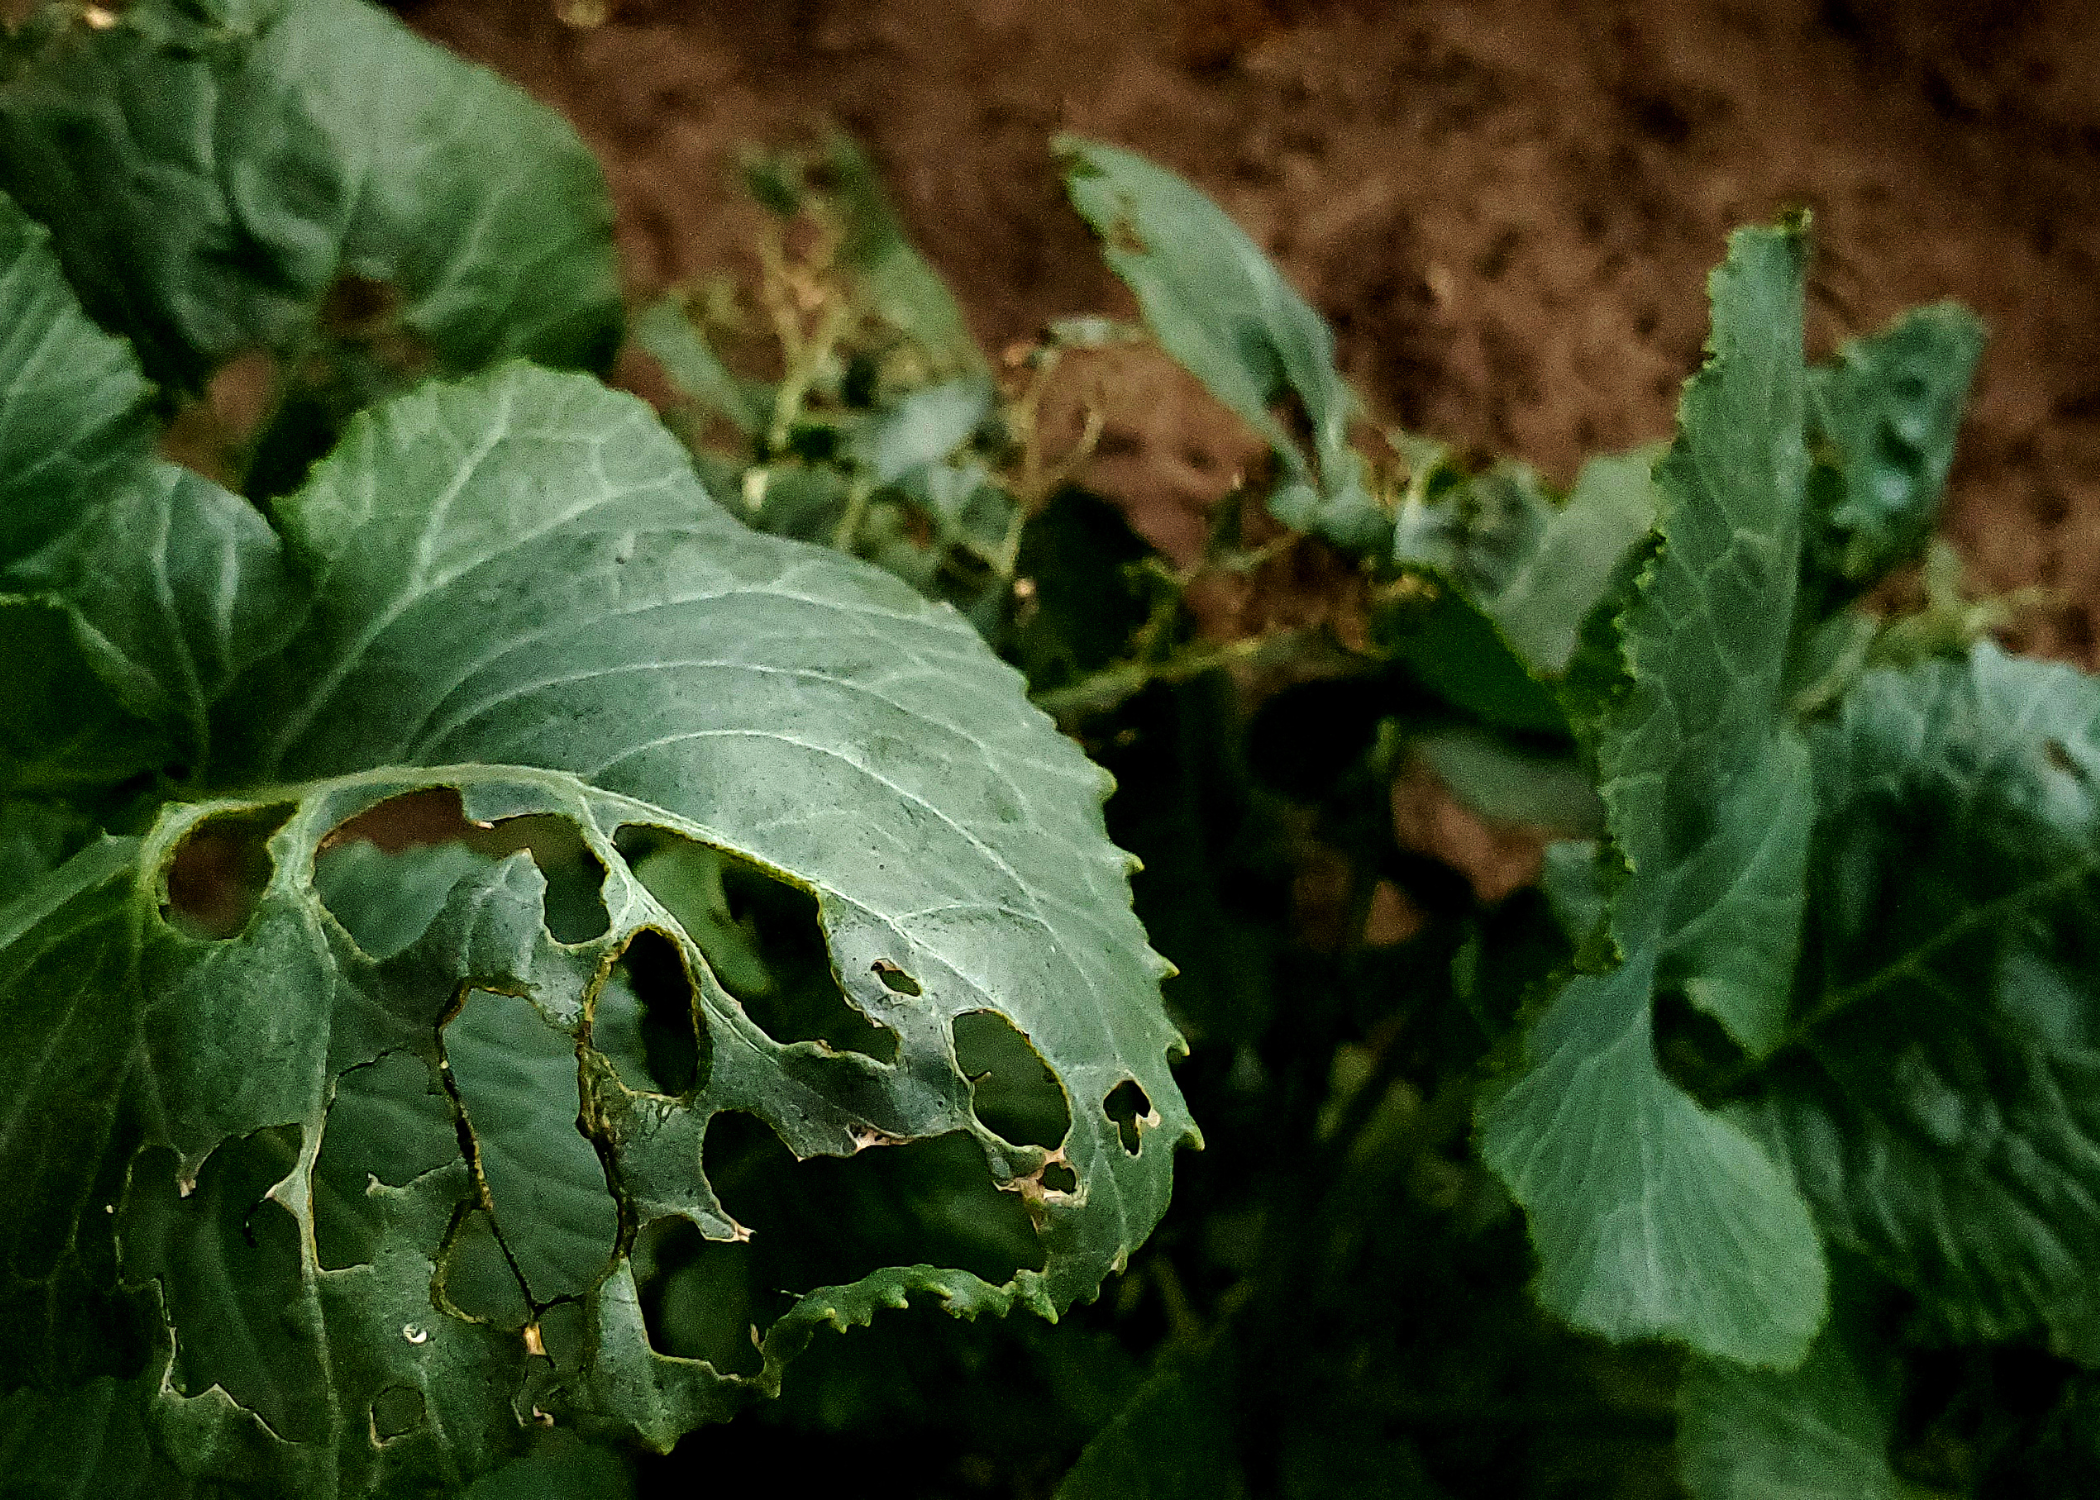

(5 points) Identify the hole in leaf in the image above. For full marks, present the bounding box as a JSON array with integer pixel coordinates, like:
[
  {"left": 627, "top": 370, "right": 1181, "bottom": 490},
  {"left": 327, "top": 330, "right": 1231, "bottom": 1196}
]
[
  {"left": 322, "top": 787, "right": 470, "bottom": 851},
  {"left": 872, "top": 959, "right": 922, "bottom": 996},
  {"left": 952, "top": 1010, "right": 1071, "bottom": 1150},
  {"left": 318, "top": 789, "right": 609, "bottom": 946},
  {"left": 161, "top": 804, "right": 293, "bottom": 939},
  {"left": 118, "top": 1127, "right": 326, "bottom": 1443},
  {"left": 473, "top": 814, "right": 610, "bottom": 944},
  {"left": 591, "top": 929, "right": 708, "bottom": 1096},
  {"left": 616, "top": 826, "right": 895, "bottom": 1062},
  {"left": 1650, "top": 989, "right": 1751, "bottom": 1107},
  {"left": 1040, "top": 1161, "right": 1078, "bottom": 1193},
  {"left": 702, "top": 1110, "right": 1043, "bottom": 1324},
  {"left": 245, "top": 277, "right": 438, "bottom": 502},
  {"left": 159, "top": 348, "right": 278, "bottom": 489},
  {"left": 312, "top": 1052, "right": 460, "bottom": 1270},
  {"left": 1103, "top": 1080, "right": 1153, "bottom": 1155},
  {"left": 633, "top": 1217, "right": 763, "bottom": 1375},
  {"left": 370, "top": 1386, "right": 425, "bottom": 1442}
]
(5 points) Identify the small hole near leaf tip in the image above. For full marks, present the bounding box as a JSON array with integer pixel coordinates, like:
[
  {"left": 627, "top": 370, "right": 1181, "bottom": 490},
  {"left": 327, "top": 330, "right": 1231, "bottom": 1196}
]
[{"left": 872, "top": 959, "right": 922, "bottom": 996}]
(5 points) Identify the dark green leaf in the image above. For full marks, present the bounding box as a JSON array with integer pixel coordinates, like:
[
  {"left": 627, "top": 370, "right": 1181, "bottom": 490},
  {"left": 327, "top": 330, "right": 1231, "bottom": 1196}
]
[
  {"left": 10, "top": 461, "right": 300, "bottom": 767},
  {"left": 0, "top": 797, "right": 96, "bottom": 893},
  {"left": 1749, "top": 644, "right": 2100, "bottom": 1358},
  {"left": 0, "top": 1372, "right": 197, "bottom": 1500},
  {"left": 1054, "top": 1339, "right": 1245, "bottom": 1500},
  {"left": 1379, "top": 584, "right": 1568, "bottom": 736},
  {"left": 0, "top": 598, "right": 171, "bottom": 800},
  {"left": 0, "top": 188, "right": 155, "bottom": 566},
  {"left": 0, "top": 0, "right": 620, "bottom": 392},
  {"left": 813, "top": 137, "right": 981, "bottom": 377},
  {"left": 1804, "top": 303, "right": 1986, "bottom": 603},
  {"left": 1678, "top": 1296, "right": 1919, "bottom": 1500},
  {"left": 461, "top": 1434, "right": 634, "bottom": 1500}
]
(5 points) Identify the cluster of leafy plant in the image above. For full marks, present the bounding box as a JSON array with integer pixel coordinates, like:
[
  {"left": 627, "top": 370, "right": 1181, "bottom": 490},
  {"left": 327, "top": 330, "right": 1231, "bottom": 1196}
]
[
  {"left": 4, "top": 1, "right": 2097, "bottom": 1496},
  {"left": 0, "top": 2, "right": 1193, "bottom": 1494}
]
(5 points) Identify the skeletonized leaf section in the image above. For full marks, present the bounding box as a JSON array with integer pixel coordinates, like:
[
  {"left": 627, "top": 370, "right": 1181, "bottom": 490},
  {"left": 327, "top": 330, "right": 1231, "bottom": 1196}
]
[{"left": 1, "top": 756, "right": 1173, "bottom": 1488}]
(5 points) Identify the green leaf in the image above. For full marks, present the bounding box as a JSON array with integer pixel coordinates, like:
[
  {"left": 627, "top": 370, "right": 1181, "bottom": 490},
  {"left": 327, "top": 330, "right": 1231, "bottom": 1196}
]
[
  {"left": 0, "top": 797, "right": 96, "bottom": 893},
  {"left": 1804, "top": 302, "right": 1986, "bottom": 602},
  {"left": 1055, "top": 135, "right": 1384, "bottom": 550},
  {"left": 9, "top": 461, "right": 301, "bottom": 767},
  {"left": 1606, "top": 222, "right": 1816, "bottom": 1056},
  {"left": 625, "top": 840, "right": 773, "bottom": 997},
  {"left": 1748, "top": 644, "right": 2100, "bottom": 1358},
  {"left": 210, "top": 365, "right": 1193, "bottom": 1293},
  {"left": 632, "top": 297, "right": 768, "bottom": 439},
  {"left": 443, "top": 987, "right": 621, "bottom": 1305},
  {"left": 1490, "top": 446, "right": 1663, "bottom": 676},
  {"left": 1378, "top": 585, "right": 1569, "bottom": 736},
  {"left": 1481, "top": 955, "right": 1826, "bottom": 1363},
  {"left": 1539, "top": 839, "right": 1606, "bottom": 945},
  {"left": 814, "top": 136, "right": 983, "bottom": 377},
  {"left": 0, "top": 188, "right": 156, "bottom": 566},
  {"left": 1479, "top": 223, "right": 1827, "bottom": 1366},
  {"left": 1416, "top": 728, "right": 1602, "bottom": 835},
  {"left": 0, "top": 1372, "right": 198, "bottom": 1500},
  {"left": 2, "top": 365, "right": 1187, "bottom": 1489},
  {"left": 311, "top": 839, "right": 500, "bottom": 963},
  {"left": 1382, "top": 445, "right": 1659, "bottom": 732},
  {"left": 461, "top": 1434, "right": 633, "bottom": 1500},
  {"left": 1390, "top": 457, "right": 1552, "bottom": 602},
  {"left": 1678, "top": 1296, "right": 1920, "bottom": 1500},
  {"left": 1054, "top": 1339, "right": 1245, "bottom": 1500},
  {"left": 0, "top": 0, "right": 620, "bottom": 392},
  {"left": 0, "top": 597, "right": 172, "bottom": 800},
  {"left": 848, "top": 375, "right": 991, "bottom": 485}
]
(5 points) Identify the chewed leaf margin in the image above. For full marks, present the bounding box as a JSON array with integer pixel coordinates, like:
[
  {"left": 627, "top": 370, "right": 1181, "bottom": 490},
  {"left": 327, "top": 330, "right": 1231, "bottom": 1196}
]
[{"left": 0, "top": 763, "right": 1187, "bottom": 1492}]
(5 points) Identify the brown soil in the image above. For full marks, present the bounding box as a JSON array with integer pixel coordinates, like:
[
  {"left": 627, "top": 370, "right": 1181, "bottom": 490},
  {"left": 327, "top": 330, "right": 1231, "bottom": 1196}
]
[{"left": 402, "top": 0, "right": 2100, "bottom": 661}]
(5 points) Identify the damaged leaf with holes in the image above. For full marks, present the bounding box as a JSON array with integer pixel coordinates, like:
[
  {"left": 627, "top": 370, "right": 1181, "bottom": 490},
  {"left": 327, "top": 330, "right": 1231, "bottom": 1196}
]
[{"left": 0, "top": 134, "right": 1192, "bottom": 1489}]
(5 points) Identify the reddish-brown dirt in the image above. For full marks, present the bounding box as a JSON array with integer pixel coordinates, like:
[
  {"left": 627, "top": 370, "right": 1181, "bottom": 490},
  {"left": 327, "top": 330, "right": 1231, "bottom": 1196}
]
[{"left": 402, "top": 0, "right": 2100, "bottom": 661}]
